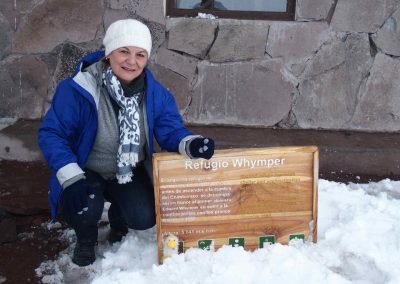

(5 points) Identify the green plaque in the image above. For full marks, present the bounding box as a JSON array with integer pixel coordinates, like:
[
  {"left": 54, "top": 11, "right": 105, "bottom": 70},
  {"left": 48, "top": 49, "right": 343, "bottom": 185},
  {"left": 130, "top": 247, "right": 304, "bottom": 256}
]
[
  {"left": 198, "top": 239, "right": 213, "bottom": 250},
  {"left": 178, "top": 240, "right": 184, "bottom": 253},
  {"left": 289, "top": 234, "right": 305, "bottom": 241},
  {"left": 259, "top": 235, "right": 276, "bottom": 248},
  {"left": 229, "top": 237, "right": 245, "bottom": 248}
]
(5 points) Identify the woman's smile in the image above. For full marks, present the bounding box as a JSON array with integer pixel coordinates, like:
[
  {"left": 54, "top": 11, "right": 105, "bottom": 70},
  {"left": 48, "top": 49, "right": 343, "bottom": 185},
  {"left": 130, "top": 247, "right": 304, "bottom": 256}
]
[{"left": 108, "top": 46, "right": 148, "bottom": 85}]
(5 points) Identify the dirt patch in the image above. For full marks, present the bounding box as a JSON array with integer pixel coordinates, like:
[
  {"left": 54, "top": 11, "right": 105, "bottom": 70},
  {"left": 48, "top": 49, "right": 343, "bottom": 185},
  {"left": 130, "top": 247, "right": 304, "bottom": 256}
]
[{"left": 0, "top": 215, "right": 69, "bottom": 283}]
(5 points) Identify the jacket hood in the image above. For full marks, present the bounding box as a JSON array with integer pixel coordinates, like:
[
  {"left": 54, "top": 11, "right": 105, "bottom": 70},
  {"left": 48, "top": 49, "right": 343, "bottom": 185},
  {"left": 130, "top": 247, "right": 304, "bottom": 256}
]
[{"left": 72, "top": 50, "right": 105, "bottom": 77}]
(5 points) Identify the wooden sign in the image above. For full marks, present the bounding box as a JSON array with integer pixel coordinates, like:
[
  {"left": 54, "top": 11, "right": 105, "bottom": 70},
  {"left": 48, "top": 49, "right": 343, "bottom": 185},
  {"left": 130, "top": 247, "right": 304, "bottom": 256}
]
[{"left": 153, "top": 146, "right": 319, "bottom": 263}]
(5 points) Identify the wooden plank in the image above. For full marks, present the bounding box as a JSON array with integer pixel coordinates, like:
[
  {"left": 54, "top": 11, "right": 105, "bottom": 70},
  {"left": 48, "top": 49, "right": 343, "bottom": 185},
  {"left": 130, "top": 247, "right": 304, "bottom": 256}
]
[{"left": 153, "top": 146, "right": 319, "bottom": 263}]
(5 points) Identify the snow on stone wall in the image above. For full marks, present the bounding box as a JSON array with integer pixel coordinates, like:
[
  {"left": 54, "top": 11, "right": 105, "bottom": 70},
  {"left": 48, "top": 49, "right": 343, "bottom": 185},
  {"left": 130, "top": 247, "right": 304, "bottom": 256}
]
[{"left": 0, "top": 0, "right": 399, "bottom": 132}]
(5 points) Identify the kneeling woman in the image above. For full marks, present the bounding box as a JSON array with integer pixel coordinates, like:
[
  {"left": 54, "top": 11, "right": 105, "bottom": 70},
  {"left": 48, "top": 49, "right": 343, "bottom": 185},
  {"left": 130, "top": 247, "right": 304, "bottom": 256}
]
[{"left": 38, "top": 19, "right": 214, "bottom": 266}]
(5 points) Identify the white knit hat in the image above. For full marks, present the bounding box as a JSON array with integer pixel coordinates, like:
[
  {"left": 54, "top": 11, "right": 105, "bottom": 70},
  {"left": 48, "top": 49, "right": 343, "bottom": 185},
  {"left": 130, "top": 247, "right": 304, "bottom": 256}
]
[{"left": 103, "top": 19, "right": 152, "bottom": 56}]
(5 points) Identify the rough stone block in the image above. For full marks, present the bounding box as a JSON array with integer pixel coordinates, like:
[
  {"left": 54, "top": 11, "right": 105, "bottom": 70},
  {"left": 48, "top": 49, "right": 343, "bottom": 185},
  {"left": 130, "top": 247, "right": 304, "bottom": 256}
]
[
  {"left": 0, "top": 0, "right": 36, "bottom": 32},
  {"left": 53, "top": 43, "right": 87, "bottom": 85},
  {"left": 12, "top": 0, "right": 103, "bottom": 53},
  {"left": 0, "top": 55, "right": 49, "bottom": 119},
  {"left": 145, "top": 21, "right": 166, "bottom": 55},
  {"left": 266, "top": 21, "right": 330, "bottom": 62},
  {"left": 351, "top": 53, "right": 400, "bottom": 132},
  {"left": 187, "top": 59, "right": 293, "bottom": 126},
  {"left": 0, "top": 12, "right": 12, "bottom": 59},
  {"left": 155, "top": 47, "right": 198, "bottom": 79},
  {"left": 300, "top": 35, "right": 346, "bottom": 78},
  {"left": 294, "top": 34, "right": 372, "bottom": 129},
  {"left": 208, "top": 19, "right": 269, "bottom": 62},
  {"left": 106, "top": 0, "right": 164, "bottom": 24},
  {"left": 343, "top": 34, "right": 374, "bottom": 101},
  {"left": 296, "top": 0, "right": 334, "bottom": 20},
  {"left": 104, "top": 8, "right": 130, "bottom": 30},
  {"left": 47, "top": 43, "right": 93, "bottom": 103},
  {"left": 167, "top": 18, "right": 218, "bottom": 59},
  {"left": 331, "top": 0, "right": 398, "bottom": 33},
  {"left": 149, "top": 63, "right": 191, "bottom": 114},
  {"left": 303, "top": 33, "right": 372, "bottom": 94},
  {"left": 372, "top": 8, "right": 400, "bottom": 56},
  {"left": 296, "top": 65, "right": 355, "bottom": 129},
  {"left": 133, "top": 0, "right": 165, "bottom": 25}
]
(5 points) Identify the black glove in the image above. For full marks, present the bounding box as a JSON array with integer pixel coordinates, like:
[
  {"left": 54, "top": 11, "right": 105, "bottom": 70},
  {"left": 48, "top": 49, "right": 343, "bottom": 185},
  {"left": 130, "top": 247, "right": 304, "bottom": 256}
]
[
  {"left": 188, "top": 137, "right": 215, "bottom": 159},
  {"left": 61, "top": 179, "right": 95, "bottom": 216}
]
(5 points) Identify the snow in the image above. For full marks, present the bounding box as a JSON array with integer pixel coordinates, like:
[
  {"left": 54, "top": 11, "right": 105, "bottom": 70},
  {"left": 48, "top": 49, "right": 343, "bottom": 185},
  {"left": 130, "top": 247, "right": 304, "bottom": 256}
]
[
  {"left": 196, "top": 13, "right": 218, "bottom": 19},
  {"left": 36, "top": 179, "right": 400, "bottom": 284}
]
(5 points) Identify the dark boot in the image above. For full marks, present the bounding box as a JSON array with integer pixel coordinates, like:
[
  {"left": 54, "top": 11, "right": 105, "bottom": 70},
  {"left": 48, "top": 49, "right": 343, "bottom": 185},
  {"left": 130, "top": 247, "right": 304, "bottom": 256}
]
[
  {"left": 72, "top": 244, "right": 96, "bottom": 266},
  {"left": 108, "top": 227, "right": 128, "bottom": 244}
]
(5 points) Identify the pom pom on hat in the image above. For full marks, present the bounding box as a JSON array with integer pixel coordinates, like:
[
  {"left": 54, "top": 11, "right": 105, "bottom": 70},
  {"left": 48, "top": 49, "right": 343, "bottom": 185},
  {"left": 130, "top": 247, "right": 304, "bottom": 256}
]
[{"left": 103, "top": 19, "right": 152, "bottom": 56}]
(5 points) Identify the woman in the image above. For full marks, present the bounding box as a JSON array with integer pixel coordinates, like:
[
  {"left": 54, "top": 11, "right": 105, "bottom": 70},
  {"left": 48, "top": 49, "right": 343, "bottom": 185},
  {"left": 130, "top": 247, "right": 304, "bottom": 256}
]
[{"left": 38, "top": 19, "right": 214, "bottom": 266}]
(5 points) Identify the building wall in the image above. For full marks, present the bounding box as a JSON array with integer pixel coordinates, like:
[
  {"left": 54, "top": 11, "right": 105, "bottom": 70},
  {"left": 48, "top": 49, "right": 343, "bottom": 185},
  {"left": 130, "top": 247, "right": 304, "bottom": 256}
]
[{"left": 1, "top": 0, "right": 399, "bottom": 132}]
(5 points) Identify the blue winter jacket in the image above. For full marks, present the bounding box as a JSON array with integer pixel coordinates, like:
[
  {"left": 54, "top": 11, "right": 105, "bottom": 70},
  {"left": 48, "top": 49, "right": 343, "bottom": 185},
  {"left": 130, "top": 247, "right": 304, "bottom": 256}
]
[{"left": 38, "top": 51, "right": 192, "bottom": 219}]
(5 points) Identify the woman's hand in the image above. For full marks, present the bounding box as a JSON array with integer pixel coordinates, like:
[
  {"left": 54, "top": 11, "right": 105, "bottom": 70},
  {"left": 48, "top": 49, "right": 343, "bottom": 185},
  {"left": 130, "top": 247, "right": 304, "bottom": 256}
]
[
  {"left": 61, "top": 179, "right": 95, "bottom": 216},
  {"left": 188, "top": 137, "right": 215, "bottom": 160}
]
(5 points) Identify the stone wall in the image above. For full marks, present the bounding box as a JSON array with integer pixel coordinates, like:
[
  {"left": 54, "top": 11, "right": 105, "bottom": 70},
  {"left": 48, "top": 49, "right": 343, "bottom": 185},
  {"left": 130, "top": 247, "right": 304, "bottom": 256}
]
[{"left": 1, "top": 0, "right": 399, "bottom": 132}]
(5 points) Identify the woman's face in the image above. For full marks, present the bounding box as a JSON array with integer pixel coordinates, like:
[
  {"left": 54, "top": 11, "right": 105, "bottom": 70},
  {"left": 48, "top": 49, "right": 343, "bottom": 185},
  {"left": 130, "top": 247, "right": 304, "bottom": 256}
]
[{"left": 108, "top": 46, "right": 148, "bottom": 85}]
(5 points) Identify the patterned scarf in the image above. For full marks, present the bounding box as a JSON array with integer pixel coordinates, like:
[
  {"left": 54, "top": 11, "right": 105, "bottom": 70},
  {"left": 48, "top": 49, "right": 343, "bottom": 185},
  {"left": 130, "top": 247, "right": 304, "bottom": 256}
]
[{"left": 102, "top": 67, "right": 140, "bottom": 184}]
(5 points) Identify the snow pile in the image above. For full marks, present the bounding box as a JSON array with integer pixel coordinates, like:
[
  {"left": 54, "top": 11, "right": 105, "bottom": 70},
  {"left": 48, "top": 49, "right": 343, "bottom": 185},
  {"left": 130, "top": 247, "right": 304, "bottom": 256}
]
[
  {"left": 36, "top": 179, "right": 400, "bottom": 284},
  {"left": 196, "top": 13, "right": 218, "bottom": 19}
]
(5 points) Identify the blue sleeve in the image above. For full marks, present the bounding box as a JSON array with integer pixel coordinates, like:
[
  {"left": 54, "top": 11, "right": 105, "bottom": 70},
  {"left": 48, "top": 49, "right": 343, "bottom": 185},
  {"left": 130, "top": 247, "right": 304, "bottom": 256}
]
[
  {"left": 38, "top": 80, "right": 81, "bottom": 172},
  {"left": 153, "top": 84, "right": 192, "bottom": 152}
]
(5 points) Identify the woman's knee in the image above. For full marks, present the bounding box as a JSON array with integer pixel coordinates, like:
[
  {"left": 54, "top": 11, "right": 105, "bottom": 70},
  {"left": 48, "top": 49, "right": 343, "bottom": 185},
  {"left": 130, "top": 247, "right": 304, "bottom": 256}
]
[{"left": 126, "top": 209, "right": 155, "bottom": 230}]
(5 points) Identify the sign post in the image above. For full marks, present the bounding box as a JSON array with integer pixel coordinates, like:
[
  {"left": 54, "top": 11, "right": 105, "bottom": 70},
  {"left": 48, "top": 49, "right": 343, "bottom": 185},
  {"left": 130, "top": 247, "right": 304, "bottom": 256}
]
[{"left": 153, "top": 146, "right": 319, "bottom": 263}]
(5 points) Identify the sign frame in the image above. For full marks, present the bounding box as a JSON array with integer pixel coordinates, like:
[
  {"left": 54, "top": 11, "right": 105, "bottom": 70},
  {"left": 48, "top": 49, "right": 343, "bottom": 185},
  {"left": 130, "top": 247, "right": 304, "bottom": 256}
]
[{"left": 153, "top": 146, "right": 319, "bottom": 263}]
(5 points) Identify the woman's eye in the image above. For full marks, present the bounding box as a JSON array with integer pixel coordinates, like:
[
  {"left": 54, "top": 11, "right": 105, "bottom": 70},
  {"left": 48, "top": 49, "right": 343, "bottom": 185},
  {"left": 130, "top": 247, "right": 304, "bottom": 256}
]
[
  {"left": 137, "top": 53, "right": 145, "bottom": 58},
  {"left": 120, "top": 50, "right": 129, "bottom": 54}
]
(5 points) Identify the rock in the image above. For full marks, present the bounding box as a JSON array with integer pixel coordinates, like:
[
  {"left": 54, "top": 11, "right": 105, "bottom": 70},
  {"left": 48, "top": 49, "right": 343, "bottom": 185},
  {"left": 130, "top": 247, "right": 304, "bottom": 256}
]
[
  {"left": 372, "top": 8, "right": 400, "bottom": 56},
  {"left": 0, "top": 55, "right": 49, "bottom": 119},
  {"left": 105, "top": 0, "right": 165, "bottom": 25},
  {"left": 295, "top": 0, "right": 334, "bottom": 21},
  {"left": 167, "top": 18, "right": 218, "bottom": 59},
  {"left": 294, "top": 33, "right": 373, "bottom": 129},
  {"left": 154, "top": 47, "right": 198, "bottom": 80},
  {"left": 208, "top": 19, "right": 269, "bottom": 63},
  {"left": 331, "top": 0, "right": 399, "bottom": 33},
  {"left": 266, "top": 21, "right": 330, "bottom": 62},
  {"left": 0, "top": 12, "right": 12, "bottom": 59},
  {"left": 12, "top": 0, "right": 103, "bottom": 53},
  {"left": 351, "top": 53, "right": 400, "bottom": 131},
  {"left": 0, "top": 218, "right": 17, "bottom": 244},
  {"left": 144, "top": 20, "right": 166, "bottom": 54},
  {"left": 104, "top": 8, "right": 130, "bottom": 30},
  {"left": 187, "top": 59, "right": 293, "bottom": 126},
  {"left": 0, "top": 0, "right": 36, "bottom": 32},
  {"left": 51, "top": 43, "right": 88, "bottom": 91},
  {"left": 300, "top": 35, "right": 346, "bottom": 78},
  {"left": 149, "top": 63, "right": 191, "bottom": 114}
]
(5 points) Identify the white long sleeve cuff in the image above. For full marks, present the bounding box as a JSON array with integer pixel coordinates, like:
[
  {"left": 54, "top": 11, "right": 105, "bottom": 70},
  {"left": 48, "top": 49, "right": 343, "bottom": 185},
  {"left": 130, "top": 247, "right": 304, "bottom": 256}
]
[
  {"left": 56, "top": 162, "right": 85, "bottom": 187},
  {"left": 178, "top": 135, "right": 202, "bottom": 158}
]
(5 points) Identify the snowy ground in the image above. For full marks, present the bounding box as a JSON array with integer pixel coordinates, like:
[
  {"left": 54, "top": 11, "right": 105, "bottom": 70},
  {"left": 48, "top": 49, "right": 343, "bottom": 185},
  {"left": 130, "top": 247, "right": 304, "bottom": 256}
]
[{"left": 36, "top": 179, "right": 400, "bottom": 284}]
